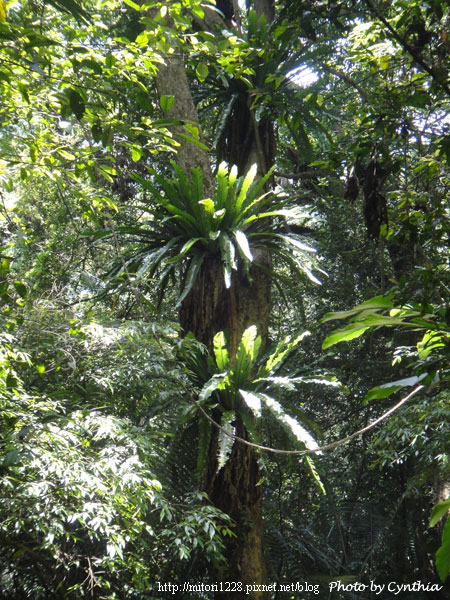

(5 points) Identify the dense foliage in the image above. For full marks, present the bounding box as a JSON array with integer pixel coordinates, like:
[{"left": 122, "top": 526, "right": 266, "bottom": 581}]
[{"left": 0, "top": 0, "right": 449, "bottom": 598}]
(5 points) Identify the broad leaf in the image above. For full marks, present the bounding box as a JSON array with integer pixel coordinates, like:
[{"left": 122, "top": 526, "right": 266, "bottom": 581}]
[
  {"left": 364, "top": 374, "right": 427, "bottom": 403},
  {"left": 233, "top": 326, "right": 260, "bottom": 385},
  {"left": 214, "top": 330, "right": 230, "bottom": 371},
  {"left": 261, "top": 393, "right": 320, "bottom": 452},
  {"left": 259, "top": 375, "right": 342, "bottom": 390},
  {"left": 305, "top": 455, "right": 326, "bottom": 494},
  {"left": 321, "top": 295, "right": 394, "bottom": 323},
  {"left": 436, "top": 517, "right": 450, "bottom": 582},
  {"left": 234, "top": 230, "right": 253, "bottom": 262},
  {"left": 198, "top": 373, "right": 229, "bottom": 404},
  {"left": 430, "top": 498, "right": 450, "bottom": 528},
  {"left": 219, "top": 232, "right": 237, "bottom": 288},
  {"left": 240, "top": 389, "right": 263, "bottom": 416},
  {"left": 322, "top": 324, "right": 370, "bottom": 349},
  {"left": 236, "top": 163, "right": 257, "bottom": 211},
  {"left": 176, "top": 254, "right": 204, "bottom": 307},
  {"left": 166, "top": 237, "right": 206, "bottom": 263},
  {"left": 262, "top": 331, "right": 310, "bottom": 376},
  {"left": 160, "top": 94, "right": 175, "bottom": 113}
]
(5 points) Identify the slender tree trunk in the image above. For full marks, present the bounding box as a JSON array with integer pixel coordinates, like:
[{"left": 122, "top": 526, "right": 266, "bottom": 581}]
[{"left": 155, "top": 49, "right": 214, "bottom": 196}]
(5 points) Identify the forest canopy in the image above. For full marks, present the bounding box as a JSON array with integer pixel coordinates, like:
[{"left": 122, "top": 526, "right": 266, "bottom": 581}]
[{"left": 0, "top": 0, "right": 449, "bottom": 599}]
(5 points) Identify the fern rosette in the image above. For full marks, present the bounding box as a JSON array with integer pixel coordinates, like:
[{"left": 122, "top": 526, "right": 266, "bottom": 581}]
[{"left": 98, "top": 161, "right": 320, "bottom": 306}]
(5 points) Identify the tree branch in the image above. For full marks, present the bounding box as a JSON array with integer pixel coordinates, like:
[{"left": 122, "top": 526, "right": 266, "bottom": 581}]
[
  {"left": 320, "top": 64, "right": 368, "bottom": 102},
  {"left": 275, "top": 169, "right": 334, "bottom": 179},
  {"left": 363, "top": 0, "right": 450, "bottom": 98}
]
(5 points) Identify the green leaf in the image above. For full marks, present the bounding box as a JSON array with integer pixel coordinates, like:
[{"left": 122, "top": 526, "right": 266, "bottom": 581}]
[
  {"left": 259, "top": 375, "right": 342, "bottom": 390},
  {"left": 321, "top": 295, "right": 394, "bottom": 323},
  {"left": 436, "top": 516, "right": 450, "bottom": 582},
  {"left": 196, "top": 63, "right": 209, "bottom": 82},
  {"left": 262, "top": 331, "right": 310, "bottom": 375},
  {"left": 217, "top": 411, "right": 235, "bottom": 470},
  {"left": 198, "top": 373, "right": 229, "bottom": 404},
  {"left": 364, "top": 374, "right": 426, "bottom": 403},
  {"left": 418, "top": 331, "right": 447, "bottom": 359},
  {"left": 191, "top": 4, "right": 205, "bottom": 19},
  {"left": 160, "top": 95, "right": 175, "bottom": 113},
  {"left": 91, "top": 122, "right": 102, "bottom": 143},
  {"left": 261, "top": 393, "right": 320, "bottom": 451},
  {"left": 199, "top": 198, "right": 214, "bottom": 215},
  {"left": 233, "top": 326, "right": 261, "bottom": 386},
  {"left": 175, "top": 133, "right": 210, "bottom": 151},
  {"left": 123, "top": 0, "right": 141, "bottom": 9},
  {"left": 0, "top": 0, "right": 6, "bottom": 22},
  {"left": 131, "top": 147, "right": 144, "bottom": 162},
  {"left": 236, "top": 164, "right": 257, "bottom": 211},
  {"left": 379, "top": 55, "right": 389, "bottom": 70},
  {"left": 219, "top": 233, "right": 237, "bottom": 289},
  {"left": 48, "top": 0, "right": 89, "bottom": 21},
  {"left": 13, "top": 280, "right": 27, "bottom": 298},
  {"left": 57, "top": 149, "right": 76, "bottom": 161},
  {"left": 234, "top": 230, "right": 253, "bottom": 262},
  {"left": 240, "top": 390, "right": 263, "bottom": 416},
  {"left": 322, "top": 324, "right": 370, "bottom": 350},
  {"left": 36, "top": 364, "right": 45, "bottom": 374},
  {"left": 68, "top": 88, "right": 85, "bottom": 120},
  {"left": 430, "top": 499, "right": 450, "bottom": 528},
  {"left": 175, "top": 253, "right": 204, "bottom": 307},
  {"left": 214, "top": 330, "right": 230, "bottom": 371},
  {"left": 80, "top": 58, "right": 102, "bottom": 74},
  {"left": 277, "top": 233, "right": 317, "bottom": 254},
  {"left": 305, "top": 455, "right": 326, "bottom": 494},
  {"left": 238, "top": 405, "right": 262, "bottom": 445},
  {"left": 2, "top": 449, "right": 20, "bottom": 467},
  {"left": 166, "top": 238, "right": 206, "bottom": 263}
]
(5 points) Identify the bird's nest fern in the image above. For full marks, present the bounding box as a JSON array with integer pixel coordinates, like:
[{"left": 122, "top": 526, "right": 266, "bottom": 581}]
[{"left": 99, "top": 161, "right": 321, "bottom": 306}]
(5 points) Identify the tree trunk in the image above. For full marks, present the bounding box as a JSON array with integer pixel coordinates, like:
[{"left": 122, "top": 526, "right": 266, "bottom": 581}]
[
  {"left": 179, "top": 251, "right": 271, "bottom": 354},
  {"left": 179, "top": 254, "right": 271, "bottom": 600},
  {"left": 155, "top": 6, "right": 274, "bottom": 596},
  {"left": 204, "top": 413, "right": 267, "bottom": 599},
  {"left": 155, "top": 49, "right": 214, "bottom": 196}
]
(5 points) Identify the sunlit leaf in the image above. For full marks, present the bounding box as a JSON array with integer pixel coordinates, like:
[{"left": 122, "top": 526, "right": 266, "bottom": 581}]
[
  {"left": 217, "top": 411, "right": 235, "bottom": 470},
  {"left": 233, "top": 326, "right": 260, "bottom": 385},
  {"left": 322, "top": 324, "right": 370, "bottom": 349},
  {"left": 196, "top": 63, "right": 209, "bottom": 82},
  {"left": 364, "top": 374, "right": 427, "bottom": 403},
  {"left": 0, "top": 0, "right": 6, "bottom": 22},
  {"left": 214, "top": 330, "right": 230, "bottom": 371},
  {"left": 234, "top": 230, "right": 253, "bottom": 262},
  {"left": 321, "top": 295, "right": 394, "bottom": 323}
]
